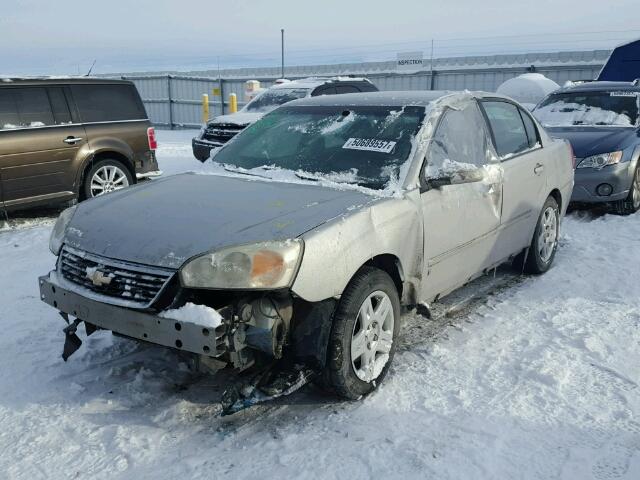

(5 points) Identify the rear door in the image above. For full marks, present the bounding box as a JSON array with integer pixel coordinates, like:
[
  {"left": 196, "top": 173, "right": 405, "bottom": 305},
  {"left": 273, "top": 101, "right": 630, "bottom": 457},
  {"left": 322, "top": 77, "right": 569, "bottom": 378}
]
[
  {"left": 0, "top": 86, "right": 86, "bottom": 207},
  {"left": 480, "top": 100, "right": 547, "bottom": 255},
  {"left": 419, "top": 100, "right": 503, "bottom": 301}
]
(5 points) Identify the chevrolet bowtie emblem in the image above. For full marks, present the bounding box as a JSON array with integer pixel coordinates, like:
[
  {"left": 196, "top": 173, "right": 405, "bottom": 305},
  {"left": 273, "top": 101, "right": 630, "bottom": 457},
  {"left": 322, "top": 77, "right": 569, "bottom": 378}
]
[{"left": 85, "top": 267, "right": 113, "bottom": 287}]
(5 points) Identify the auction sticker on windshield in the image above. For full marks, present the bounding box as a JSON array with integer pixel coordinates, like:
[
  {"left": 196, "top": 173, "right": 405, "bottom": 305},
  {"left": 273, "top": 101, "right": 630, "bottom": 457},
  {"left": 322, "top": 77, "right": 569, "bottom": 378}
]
[
  {"left": 343, "top": 138, "right": 396, "bottom": 153},
  {"left": 610, "top": 91, "right": 640, "bottom": 97}
]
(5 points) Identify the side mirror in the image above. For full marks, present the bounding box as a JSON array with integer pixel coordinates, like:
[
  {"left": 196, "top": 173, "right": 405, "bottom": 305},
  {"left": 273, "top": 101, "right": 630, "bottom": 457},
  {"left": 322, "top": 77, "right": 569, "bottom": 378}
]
[{"left": 426, "top": 167, "right": 485, "bottom": 189}]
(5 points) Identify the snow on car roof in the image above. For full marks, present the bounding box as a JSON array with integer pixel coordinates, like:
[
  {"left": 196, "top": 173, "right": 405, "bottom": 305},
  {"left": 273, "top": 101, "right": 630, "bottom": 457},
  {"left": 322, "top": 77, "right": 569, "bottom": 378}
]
[
  {"left": 558, "top": 81, "right": 640, "bottom": 93},
  {"left": 270, "top": 76, "right": 373, "bottom": 90},
  {"left": 287, "top": 90, "right": 508, "bottom": 107}
]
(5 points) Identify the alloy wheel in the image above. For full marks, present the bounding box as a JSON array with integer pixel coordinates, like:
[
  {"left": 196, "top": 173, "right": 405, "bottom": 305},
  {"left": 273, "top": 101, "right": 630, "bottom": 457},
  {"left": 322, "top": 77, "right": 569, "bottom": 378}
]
[
  {"left": 632, "top": 167, "right": 640, "bottom": 210},
  {"left": 90, "top": 165, "right": 130, "bottom": 197},
  {"left": 538, "top": 206, "right": 558, "bottom": 263},
  {"left": 350, "top": 290, "right": 395, "bottom": 382}
]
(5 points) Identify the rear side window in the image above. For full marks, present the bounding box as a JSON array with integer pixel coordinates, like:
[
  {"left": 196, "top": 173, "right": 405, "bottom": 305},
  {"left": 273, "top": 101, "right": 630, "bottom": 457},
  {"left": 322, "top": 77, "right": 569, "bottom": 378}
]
[
  {"left": 71, "top": 84, "right": 146, "bottom": 123},
  {"left": 357, "top": 82, "right": 378, "bottom": 92},
  {"left": 0, "top": 87, "right": 55, "bottom": 129},
  {"left": 312, "top": 86, "right": 337, "bottom": 96},
  {"left": 482, "top": 101, "right": 530, "bottom": 158},
  {"left": 519, "top": 109, "right": 539, "bottom": 148},
  {"left": 47, "top": 87, "right": 72, "bottom": 125},
  {"left": 335, "top": 85, "right": 360, "bottom": 94}
]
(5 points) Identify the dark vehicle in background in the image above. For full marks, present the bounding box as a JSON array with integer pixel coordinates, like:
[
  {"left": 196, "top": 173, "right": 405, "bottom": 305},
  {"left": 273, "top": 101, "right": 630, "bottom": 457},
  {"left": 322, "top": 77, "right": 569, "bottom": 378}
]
[
  {"left": 0, "top": 78, "right": 160, "bottom": 211},
  {"left": 192, "top": 76, "right": 378, "bottom": 161},
  {"left": 533, "top": 80, "right": 640, "bottom": 214}
]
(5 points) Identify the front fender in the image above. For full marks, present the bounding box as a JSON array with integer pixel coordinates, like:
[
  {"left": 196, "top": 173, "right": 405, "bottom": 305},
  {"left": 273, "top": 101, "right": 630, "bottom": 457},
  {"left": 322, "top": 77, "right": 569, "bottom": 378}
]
[{"left": 291, "top": 192, "right": 423, "bottom": 304}]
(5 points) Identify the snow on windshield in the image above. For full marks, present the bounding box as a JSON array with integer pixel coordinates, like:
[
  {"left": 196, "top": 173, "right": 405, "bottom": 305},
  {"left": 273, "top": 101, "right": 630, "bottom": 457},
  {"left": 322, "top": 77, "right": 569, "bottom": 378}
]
[{"left": 534, "top": 92, "right": 639, "bottom": 127}]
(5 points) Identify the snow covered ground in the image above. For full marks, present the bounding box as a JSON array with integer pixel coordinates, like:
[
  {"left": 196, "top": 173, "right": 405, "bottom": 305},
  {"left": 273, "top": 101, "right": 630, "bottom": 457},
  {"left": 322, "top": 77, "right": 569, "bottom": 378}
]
[{"left": 0, "top": 130, "right": 639, "bottom": 479}]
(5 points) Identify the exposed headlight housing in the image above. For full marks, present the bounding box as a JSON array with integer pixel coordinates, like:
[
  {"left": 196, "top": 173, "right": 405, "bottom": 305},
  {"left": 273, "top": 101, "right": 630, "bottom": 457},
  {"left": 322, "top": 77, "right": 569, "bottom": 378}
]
[
  {"left": 49, "top": 205, "right": 77, "bottom": 255},
  {"left": 179, "top": 240, "right": 303, "bottom": 290},
  {"left": 577, "top": 151, "right": 623, "bottom": 170}
]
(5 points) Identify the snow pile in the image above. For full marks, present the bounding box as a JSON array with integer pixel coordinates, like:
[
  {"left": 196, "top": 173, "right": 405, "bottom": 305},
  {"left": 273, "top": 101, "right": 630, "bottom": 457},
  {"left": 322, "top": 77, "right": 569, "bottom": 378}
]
[
  {"left": 2, "top": 130, "right": 637, "bottom": 479},
  {"left": 496, "top": 73, "right": 560, "bottom": 106},
  {"left": 160, "top": 302, "right": 222, "bottom": 329}
]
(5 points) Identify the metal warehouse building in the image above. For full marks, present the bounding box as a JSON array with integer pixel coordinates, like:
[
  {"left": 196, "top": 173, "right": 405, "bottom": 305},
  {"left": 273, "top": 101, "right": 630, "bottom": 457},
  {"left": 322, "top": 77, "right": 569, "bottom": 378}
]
[{"left": 114, "top": 49, "right": 610, "bottom": 128}]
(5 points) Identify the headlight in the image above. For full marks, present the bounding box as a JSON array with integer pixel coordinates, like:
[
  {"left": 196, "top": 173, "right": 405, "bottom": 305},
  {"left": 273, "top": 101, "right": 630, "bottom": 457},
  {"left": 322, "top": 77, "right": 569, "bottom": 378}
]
[
  {"left": 49, "top": 205, "right": 77, "bottom": 255},
  {"left": 577, "top": 151, "right": 623, "bottom": 170},
  {"left": 199, "top": 125, "right": 207, "bottom": 137},
  {"left": 180, "top": 240, "right": 303, "bottom": 289}
]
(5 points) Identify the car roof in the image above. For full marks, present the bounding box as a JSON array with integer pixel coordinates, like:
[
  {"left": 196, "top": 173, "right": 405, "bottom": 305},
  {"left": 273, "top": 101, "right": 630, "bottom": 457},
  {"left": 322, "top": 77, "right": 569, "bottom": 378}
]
[
  {"left": 0, "top": 77, "right": 135, "bottom": 87},
  {"left": 554, "top": 80, "right": 640, "bottom": 93},
  {"left": 282, "top": 90, "right": 512, "bottom": 107}
]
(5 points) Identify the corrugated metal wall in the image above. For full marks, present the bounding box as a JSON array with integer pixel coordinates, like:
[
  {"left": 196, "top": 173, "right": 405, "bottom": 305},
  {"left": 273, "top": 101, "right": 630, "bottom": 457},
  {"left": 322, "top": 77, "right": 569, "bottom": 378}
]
[{"left": 122, "top": 63, "right": 603, "bottom": 129}]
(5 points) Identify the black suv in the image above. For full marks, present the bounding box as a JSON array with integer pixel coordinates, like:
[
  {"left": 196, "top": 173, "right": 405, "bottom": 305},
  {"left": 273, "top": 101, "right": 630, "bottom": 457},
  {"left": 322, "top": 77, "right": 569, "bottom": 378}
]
[{"left": 192, "top": 77, "right": 378, "bottom": 161}]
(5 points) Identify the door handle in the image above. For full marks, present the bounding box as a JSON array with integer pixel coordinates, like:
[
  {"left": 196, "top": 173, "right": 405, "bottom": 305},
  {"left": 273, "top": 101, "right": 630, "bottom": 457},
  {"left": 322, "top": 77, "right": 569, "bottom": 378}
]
[
  {"left": 63, "top": 136, "right": 83, "bottom": 145},
  {"left": 534, "top": 163, "right": 544, "bottom": 175}
]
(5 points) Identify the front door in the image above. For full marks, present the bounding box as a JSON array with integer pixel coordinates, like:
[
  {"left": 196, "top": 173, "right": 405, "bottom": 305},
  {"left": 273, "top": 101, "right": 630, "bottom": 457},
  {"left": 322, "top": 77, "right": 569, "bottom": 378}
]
[
  {"left": 0, "top": 86, "right": 86, "bottom": 208},
  {"left": 419, "top": 100, "right": 503, "bottom": 301}
]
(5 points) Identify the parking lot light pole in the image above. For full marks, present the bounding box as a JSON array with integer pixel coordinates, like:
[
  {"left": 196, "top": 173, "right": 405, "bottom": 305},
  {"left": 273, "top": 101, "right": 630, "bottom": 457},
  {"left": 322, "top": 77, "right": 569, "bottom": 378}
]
[{"left": 281, "top": 29, "right": 285, "bottom": 79}]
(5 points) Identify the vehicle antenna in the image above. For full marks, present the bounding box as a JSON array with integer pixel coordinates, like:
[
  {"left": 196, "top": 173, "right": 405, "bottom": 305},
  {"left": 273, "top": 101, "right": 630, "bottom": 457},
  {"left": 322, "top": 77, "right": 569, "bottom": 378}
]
[{"left": 85, "top": 60, "right": 97, "bottom": 77}]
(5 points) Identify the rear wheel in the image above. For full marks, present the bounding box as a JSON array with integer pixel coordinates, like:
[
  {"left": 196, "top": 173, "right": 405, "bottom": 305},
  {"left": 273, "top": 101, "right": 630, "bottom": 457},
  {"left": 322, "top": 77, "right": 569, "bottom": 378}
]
[
  {"left": 83, "top": 159, "right": 133, "bottom": 199},
  {"left": 515, "top": 195, "right": 560, "bottom": 274},
  {"left": 323, "top": 267, "right": 400, "bottom": 399},
  {"left": 613, "top": 165, "right": 640, "bottom": 215}
]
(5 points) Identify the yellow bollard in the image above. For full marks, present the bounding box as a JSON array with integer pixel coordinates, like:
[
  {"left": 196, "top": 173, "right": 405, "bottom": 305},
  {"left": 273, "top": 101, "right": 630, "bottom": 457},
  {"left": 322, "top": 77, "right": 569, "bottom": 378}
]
[
  {"left": 202, "top": 94, "right": 209, "bottom": 123},
  {"left": 229, "top": 93, "right": 238, "bottom": 113}
]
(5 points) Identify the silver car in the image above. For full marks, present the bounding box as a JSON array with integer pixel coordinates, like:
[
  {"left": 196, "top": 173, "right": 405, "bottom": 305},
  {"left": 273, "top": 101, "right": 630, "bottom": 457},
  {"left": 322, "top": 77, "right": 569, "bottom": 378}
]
[{"left": 40, "top": 91, "right": 573, "bottom": 411}]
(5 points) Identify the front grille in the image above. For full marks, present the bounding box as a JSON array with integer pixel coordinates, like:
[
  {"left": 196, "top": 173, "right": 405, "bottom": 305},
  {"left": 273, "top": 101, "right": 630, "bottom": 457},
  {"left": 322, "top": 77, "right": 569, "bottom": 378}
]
[
  {"left": 203, "top": 123, "right": 246, "bottom": 144},
  {"left": 59, "top": 246, "right": 174, "bottom": 307}
]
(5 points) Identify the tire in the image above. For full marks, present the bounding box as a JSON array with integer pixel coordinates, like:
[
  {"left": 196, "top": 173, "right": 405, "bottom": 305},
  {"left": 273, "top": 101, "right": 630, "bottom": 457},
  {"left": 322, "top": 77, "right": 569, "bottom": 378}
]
[
  {"left": 514, "top": 195, "right": 560, "bottom": 274},
  {"left": 323, "top": 266, "right": 401, "bottom": 399},
  {"left": 613, "top": 165, "right": 640, "bottom": 215},
  {"left": 83, "top": 159, "right": 134, "bottom": 199}
]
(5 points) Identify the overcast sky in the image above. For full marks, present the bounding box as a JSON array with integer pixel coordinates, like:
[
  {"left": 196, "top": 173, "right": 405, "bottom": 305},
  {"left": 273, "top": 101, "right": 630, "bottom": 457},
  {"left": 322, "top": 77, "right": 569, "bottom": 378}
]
[{"left": 2, "top": 0, "right": 639, "bottom": 75}]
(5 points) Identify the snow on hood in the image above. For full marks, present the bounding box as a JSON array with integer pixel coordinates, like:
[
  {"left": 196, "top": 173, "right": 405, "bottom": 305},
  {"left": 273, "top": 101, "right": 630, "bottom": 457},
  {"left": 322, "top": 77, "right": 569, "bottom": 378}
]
[
  {"left": 208, "top": 111, "right": 263, "bottom": 127},
  {"left": 63, "top": 173, "right": 374, "bottom": 269}
]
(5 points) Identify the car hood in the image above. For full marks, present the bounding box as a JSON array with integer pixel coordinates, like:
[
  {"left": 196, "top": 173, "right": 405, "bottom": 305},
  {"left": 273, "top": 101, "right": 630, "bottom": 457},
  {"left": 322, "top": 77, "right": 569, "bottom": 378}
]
[
  {"left": 208, "top": 111, "right": 263, "bottom": 127},
  {"left": 64, "top": 173, "right": 373, "bottom": 269},
  {"left": 545, "top": 126, "right": 636, "bottom": 158}
]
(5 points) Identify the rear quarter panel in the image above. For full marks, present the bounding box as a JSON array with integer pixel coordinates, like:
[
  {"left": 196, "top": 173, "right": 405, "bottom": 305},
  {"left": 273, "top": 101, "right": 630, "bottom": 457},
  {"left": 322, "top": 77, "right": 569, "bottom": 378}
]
[
  {"left": 541, "top": 133, "right": 575, "bottom": 216},
  {"left": 81, "top": 120, "right": 152, "bottom": 176}
]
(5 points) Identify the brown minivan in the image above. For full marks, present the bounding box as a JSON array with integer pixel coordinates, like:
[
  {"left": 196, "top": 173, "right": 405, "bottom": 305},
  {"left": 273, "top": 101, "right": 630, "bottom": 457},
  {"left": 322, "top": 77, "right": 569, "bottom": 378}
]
[{"left": 0, "top": 78, "right": 161, "bottom": 211}]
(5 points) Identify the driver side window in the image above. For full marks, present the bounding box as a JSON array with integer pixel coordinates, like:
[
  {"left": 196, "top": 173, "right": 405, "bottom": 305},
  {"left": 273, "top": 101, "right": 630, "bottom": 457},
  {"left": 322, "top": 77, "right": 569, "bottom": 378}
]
[{"left": 425, "top": 102, "right": 491, "bottom": 178}]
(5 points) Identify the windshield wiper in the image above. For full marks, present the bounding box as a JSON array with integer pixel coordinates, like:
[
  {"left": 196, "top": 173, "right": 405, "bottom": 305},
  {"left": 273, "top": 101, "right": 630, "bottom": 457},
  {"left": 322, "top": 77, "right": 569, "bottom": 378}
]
[
  {"left": 294, "top": 172, "right": 321, "bottom": 181},
  {"left": 223, "top": 166, "right": 270, "bottom": 178}
]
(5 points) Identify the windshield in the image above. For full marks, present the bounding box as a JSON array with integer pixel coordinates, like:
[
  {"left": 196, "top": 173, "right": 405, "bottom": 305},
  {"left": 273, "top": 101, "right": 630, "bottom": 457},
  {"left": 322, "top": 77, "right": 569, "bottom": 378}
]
[
  {"left": 534, "top": 91, "right": 639, "bottom": 127},
  {"left": 213, "top": 105, "right": 425, "bottom": 189},
  {"left": 244, "top": 88, "right": 311, "bottom": 113}
]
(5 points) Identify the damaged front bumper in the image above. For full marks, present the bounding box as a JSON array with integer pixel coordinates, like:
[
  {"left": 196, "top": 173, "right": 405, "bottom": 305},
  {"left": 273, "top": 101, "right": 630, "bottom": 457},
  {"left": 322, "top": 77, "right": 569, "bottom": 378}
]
[{"left": 39, "top": 271, "right": 230, "bottom": 360}]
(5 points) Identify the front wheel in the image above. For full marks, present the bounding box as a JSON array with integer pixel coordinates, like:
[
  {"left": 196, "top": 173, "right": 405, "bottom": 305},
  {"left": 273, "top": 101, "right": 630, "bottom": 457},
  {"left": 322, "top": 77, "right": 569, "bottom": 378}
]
[
  {"left": 515, "top": 195, "right": 560, "bottom": 274},
  {"left": 322, "top": 266, "right": 401, "bottom": 399},
  {"left": 613, "top": 165, "right": 640, "bottom": 215}
]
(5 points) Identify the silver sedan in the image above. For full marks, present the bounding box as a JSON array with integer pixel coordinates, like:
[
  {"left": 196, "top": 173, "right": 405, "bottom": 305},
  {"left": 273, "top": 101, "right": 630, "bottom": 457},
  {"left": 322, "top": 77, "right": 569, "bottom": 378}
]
[{"left": 40, "top": 91, "right": 574, "bottom": 410}]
